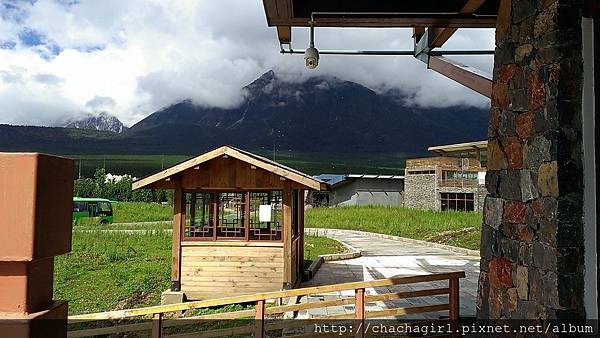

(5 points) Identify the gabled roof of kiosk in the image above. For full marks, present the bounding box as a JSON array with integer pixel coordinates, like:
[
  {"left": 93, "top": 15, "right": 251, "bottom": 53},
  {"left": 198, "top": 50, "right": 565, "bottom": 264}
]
[{"left": 132, "top": 145, "right": 326, "bottom": 191}]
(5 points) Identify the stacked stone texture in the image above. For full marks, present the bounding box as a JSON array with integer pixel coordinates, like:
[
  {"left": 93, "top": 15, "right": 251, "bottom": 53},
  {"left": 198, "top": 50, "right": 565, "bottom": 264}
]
[
  {"left": 477, "top": 0, "right": 585, "bottom": 322},
  {"left": 404, "top": 173, "right": 437, "bottom": 210}
]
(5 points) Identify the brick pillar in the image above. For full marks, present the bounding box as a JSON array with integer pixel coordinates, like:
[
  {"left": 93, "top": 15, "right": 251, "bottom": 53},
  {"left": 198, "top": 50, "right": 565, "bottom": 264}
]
[
  {"left": 477, "top": 0, "right": 586, "bottom": 321},
  {"left": 0, "top": 154, "right": 74, "bottom": 337}
]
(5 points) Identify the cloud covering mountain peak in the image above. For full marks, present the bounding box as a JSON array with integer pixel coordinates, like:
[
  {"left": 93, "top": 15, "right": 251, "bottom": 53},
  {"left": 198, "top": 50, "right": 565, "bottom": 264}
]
[{"left": 0, "top": 0, "right": 493, "bottom": 128}]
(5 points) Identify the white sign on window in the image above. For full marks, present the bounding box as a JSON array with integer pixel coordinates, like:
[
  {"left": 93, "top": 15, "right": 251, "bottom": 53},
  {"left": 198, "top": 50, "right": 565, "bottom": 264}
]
[
  {"left": 259, "top": 205, "right": 272, "bottom": 222},
  {"left": 478, "top": 171, "right": 486, "bottom": 185}
]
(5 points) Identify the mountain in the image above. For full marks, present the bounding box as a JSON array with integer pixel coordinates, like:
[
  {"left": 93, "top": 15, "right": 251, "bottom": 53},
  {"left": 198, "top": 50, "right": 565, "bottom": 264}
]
[
  {"left": 129, "top": 70, "right": 489, "bottom": 154},
  {"left": 65, "top": 112, "right": 127, "bottom": 133},
  {"left": 0, "top": 70, "right": 489, "bottom": 156}
]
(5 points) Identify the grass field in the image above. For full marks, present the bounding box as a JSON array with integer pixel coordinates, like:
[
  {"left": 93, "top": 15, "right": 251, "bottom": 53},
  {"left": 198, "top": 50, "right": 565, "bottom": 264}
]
[
  {"left": 67, "top": 152, "right": 409, "bottom": 178},
  {"left": 54, "top": 231, "right": 171, "bottom": 315},
  {"left": 83, "top": 203, "right": 482, "bottom": 249},
  {"left": 74, "top": 201, "right": 173, "bottom": 227},
  {"left": 305, "top": 206, "right": 482, "bottom": 250},
  {"left": 304, "top": 235, "right": 347, "bottom": 269},
  {"left": 112, "top": 202, "right": 173, "bottom": 223},
  {"left": 55, "top": 231, "right": 344, "bottom": 315}
]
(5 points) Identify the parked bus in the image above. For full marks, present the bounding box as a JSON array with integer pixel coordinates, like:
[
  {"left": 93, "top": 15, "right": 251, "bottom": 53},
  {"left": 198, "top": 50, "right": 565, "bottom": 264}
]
[{"left": 72, "top": 197, "right": 114, "bottom": 225}]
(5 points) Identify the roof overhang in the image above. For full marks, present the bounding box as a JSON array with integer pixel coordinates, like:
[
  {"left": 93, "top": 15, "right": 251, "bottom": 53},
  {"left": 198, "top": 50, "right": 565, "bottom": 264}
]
[
  {"left": 262, "top": 0, "right": 498, "bottom": 98},
  {"left": 263, "top": 0, "right": 498, "bottom": 43},
  {"left": 132, "top": 145, "right": 327, "bottom": 191},
  {"left": 428, "top": 140, "right": 488, "bottom": 154}
]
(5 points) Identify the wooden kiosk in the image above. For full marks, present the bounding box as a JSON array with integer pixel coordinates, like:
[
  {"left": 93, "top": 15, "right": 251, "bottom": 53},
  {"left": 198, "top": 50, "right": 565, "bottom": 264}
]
[{"left": 132, "top": 146, "right": 326, "bottom": 300}]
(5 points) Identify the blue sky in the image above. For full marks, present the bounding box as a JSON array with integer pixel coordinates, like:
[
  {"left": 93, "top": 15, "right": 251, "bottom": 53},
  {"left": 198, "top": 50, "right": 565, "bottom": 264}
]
[{"left": 0, "top": 0, "right": 494, "bottom": 127}]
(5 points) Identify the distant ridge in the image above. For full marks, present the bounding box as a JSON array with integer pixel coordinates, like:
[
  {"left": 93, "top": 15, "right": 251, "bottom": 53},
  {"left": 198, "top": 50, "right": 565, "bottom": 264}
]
[{"left": 0, "top": 70, "right": 489, "bottom": 155}]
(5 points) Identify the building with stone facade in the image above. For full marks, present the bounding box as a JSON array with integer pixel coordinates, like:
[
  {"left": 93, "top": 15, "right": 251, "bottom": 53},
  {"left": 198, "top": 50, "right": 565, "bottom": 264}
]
[{"left": 404, "top": 141, "right": 488, "bottom": 212}]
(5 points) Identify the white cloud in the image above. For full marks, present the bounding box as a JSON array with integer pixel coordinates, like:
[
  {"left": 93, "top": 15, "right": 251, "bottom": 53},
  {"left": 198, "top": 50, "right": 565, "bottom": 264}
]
[{"left": 0, "top": 0, "right": 494, "bottom": 127}]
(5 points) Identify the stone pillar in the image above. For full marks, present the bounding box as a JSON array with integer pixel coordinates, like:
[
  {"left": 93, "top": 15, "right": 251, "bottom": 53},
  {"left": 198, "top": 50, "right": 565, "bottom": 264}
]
[
  {"left": 0, "top": 153, "right": 74, "bottom": 337},
  {"left": 478, "top": 0, "right": 586, "bottom": 321}
]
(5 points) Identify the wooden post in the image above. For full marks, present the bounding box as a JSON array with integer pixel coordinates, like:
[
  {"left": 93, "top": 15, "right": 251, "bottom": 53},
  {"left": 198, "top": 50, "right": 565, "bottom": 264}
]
[
  {"left": 449, "top": 277, "right": 460, "bottom": 338},
  {"left": 355, "top": 288, "right": 365, "bottom": 338},
  {"left": 171, "top": 183, "right": 184, "bottom": 291},
  {"left": 152, "top": 313, "right": 163, "bottom": 338},
  {"left": 245, "top": 191, "right": 250, "bottom": 241},
  {"left": 189, "top": 193, "right": 196, "bottom": 226},
  {"left": 0, "top": 154, "right": 73, "bottom": 338},
  {"left": 254, "top": 299, "right": 265, "bottom": 338},
  {"left": 212, "top": 192, "right": 218, "bottom": 240},
  {"left": 282, "top": 182, "right": 293, "bottom": 288},
  {"left": 298, "top": 189, "right": 305, "bottom": 279}
]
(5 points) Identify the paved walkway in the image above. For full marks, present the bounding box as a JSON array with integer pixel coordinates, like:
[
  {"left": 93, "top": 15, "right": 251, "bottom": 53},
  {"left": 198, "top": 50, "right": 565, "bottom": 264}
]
[{"left": 300, "top": 229, "right": 480, "bottom": 319}]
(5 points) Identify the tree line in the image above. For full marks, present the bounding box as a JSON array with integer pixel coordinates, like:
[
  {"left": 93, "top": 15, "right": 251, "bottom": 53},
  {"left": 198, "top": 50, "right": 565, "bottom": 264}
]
[{"left": 73, "top": 168, "right": 172, "bottom": 203}]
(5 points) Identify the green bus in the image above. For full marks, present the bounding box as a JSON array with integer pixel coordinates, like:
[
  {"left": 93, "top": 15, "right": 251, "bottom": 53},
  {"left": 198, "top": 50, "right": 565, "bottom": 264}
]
[{"left": 72, "top": 197, "right": 114, "bottom": 225}]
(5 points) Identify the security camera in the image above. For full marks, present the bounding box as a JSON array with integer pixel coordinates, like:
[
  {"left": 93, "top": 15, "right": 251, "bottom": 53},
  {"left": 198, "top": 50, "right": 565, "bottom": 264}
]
[
  {"left": 304, "top": 19, "right": 319, "bottom": 70},
  {"left": 304, "top": 46, "right": 319, "bottom": 69}
]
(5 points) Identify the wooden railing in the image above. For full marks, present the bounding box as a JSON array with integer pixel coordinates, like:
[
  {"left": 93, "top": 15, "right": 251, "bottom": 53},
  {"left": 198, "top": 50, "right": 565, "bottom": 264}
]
[{"left": 68, "top": 271, "right": 465, "bottom": 338}]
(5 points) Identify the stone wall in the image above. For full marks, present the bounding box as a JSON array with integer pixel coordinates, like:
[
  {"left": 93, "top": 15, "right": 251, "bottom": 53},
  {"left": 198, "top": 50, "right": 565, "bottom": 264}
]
[
  {"left": 477, "top": 0, "right": 585, "bottom": 321},
  {"left": 404, "top": 174, "right": 437, "bottom": 210}
]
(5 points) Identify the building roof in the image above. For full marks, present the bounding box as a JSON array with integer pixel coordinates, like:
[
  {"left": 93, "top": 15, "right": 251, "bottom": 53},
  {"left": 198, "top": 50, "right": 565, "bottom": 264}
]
[
  {"left": 262, "top": 0, "right": 499, "bottom": 44},
  {"left": 347, "top": 174, "right": 405, "bottom": 180},
  {"left": 132, "top": 145, "right": 326, "bottom": 191},
  {"left": 314, "top": 173, "right": 405, "bottom": 188},
  {"left": 427, "top": 140, "right": 488, "bottom": 154},
  {"left": 313, "top": 174, "right": 346, "bottom": 186}
]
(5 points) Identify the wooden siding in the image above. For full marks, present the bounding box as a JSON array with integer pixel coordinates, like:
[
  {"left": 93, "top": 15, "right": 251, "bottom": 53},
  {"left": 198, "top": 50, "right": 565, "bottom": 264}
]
[
  {"left": 406, "top": 156, "right": 482, "bottom": 169},
  {"left": 180, "top": 243, "right": 284, "bottom": 300}
]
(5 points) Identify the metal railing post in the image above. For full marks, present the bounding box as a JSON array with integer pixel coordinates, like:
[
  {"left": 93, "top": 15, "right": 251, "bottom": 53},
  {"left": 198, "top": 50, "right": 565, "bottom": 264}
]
[
  {"left": 152, "top": 312, "right": 163, "bottom": 338},
  {"left": 355, "top": 288, "right": 365, "bottom": 338},
  {"left": 255, "top": 299, "right": 265, "bottom": 338}
]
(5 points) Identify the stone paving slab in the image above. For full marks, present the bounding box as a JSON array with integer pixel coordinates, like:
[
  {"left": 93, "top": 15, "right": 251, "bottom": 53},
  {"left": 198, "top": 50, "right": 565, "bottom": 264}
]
[{"left": 300, "top": 229, "right": 480, "bottom": 319}]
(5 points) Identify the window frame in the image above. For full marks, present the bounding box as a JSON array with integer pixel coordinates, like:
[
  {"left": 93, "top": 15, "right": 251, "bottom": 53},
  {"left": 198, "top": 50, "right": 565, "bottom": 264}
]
[
  {"left": 440, "top": 192, "right": 475, "bottom": 212},
  {"left": 182, "top": 189, "right": 287, "bottom": 242}
]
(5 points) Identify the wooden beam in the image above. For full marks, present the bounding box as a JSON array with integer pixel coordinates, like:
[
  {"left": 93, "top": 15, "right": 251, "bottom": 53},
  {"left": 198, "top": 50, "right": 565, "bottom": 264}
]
[
  {"left": 282, "top": 182, "right": 293, "bottom": 288},
  {"left": 428, "top": 0, "right": 486, "bottom": 48},
  {"left": 412, "top": 27, "right": 425, "bottom": 38},
  {"left": 584, "top": 0, "right": 600, "bottom": 17},
  {"left": 460, "top": 0, "right": 487, "bottom": 14},
  {"left": 355, "top": 288, "right": 365, "bottom": 338},
  {"left": 298, "top": 189, "right": 305, "bottom": 281},
  {"left": 276, "top": 26, "right": 291, "bottom": 43},
  {"left": 428, "top": 55, "right": 492, "bottom": 98},
  {"left": 430, "top": 27, "right": 458, "bottom": 47},
  {"left": 267, "top": 17, "right": 496, "bottom": 28},
  {"left": 171, "top": 184, "right": 184, "bottom": 291}
]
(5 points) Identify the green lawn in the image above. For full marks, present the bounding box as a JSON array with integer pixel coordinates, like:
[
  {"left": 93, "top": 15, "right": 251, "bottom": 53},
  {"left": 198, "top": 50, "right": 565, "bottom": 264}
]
[
  {"left": 55, "top": 231, "right": 344, "bottom": 315},
  {"left": 112, "top": 201, "right": 173, "bottom": 223},
  {"left": 82, "top": 204, "right": 482, "bottom": 248},
  {"left": 305, "top": 206, "right": 482, "bottom": 250},
  {"left": 54, "top": 231, "right": 171, "bottom": 315},
  {"left": 304, "top": 235, "right": 347, "bottom": 269}
]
